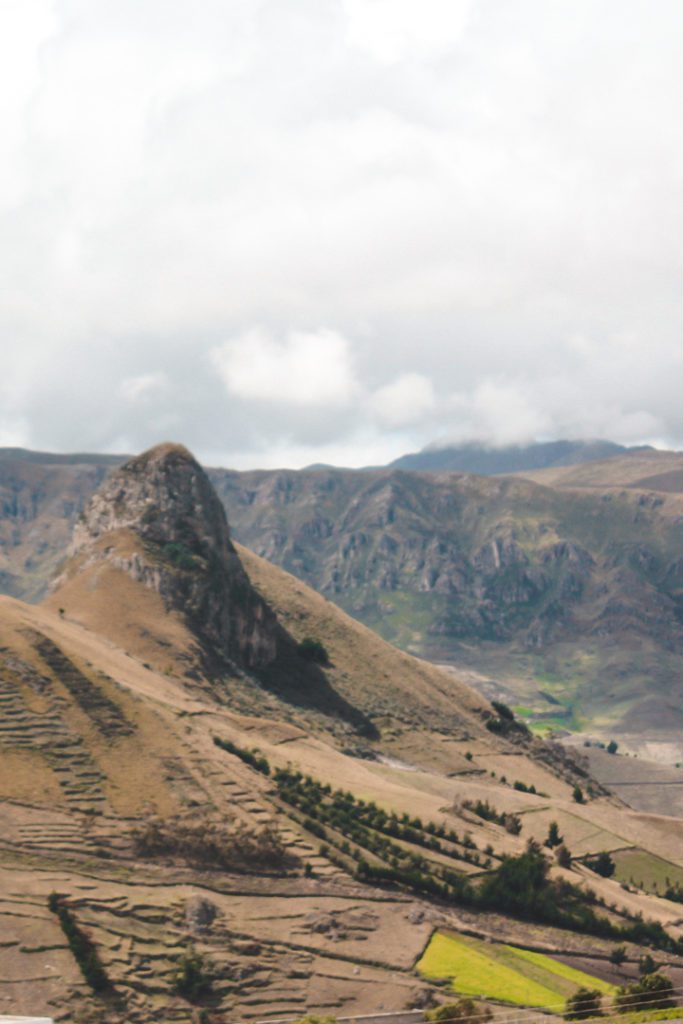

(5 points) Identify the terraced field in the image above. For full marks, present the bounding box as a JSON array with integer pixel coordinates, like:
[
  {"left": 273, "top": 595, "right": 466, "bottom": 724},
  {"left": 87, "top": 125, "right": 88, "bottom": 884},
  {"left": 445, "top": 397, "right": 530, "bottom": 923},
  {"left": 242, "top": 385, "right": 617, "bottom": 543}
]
[{"left": 417, "top": 931, "right": 616, "bottom": 1008}]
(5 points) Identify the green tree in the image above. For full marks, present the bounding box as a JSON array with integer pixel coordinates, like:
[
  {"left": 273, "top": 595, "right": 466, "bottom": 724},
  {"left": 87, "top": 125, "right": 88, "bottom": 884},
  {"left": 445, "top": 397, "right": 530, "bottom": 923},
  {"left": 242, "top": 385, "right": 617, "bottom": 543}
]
[
  {"left": 545, "top": 820, "right": 563, "bottom": 848},
  {"left": 609, "top": 946, "right": 627, "bottom": 966},
  {"left": 607, "top": 740, "right": 619, "bottom": 754},
  {"left": 565, "top": 988, "right": 602, "bottom": 1020},
  {"left": 615, "top": 972, "right": 674, "bottom": 1011},
  {"left": 172, "top": 947, "right": 213, "bottom": 1002},
  {"left": 556, "top": 844, "right": 572, "bottom": 868},
  {"left": 572, "top": 785, "right": 585, "bottom": 804},
  {"left": 589, "top": 851, "right": 615, "bottom": 878}
]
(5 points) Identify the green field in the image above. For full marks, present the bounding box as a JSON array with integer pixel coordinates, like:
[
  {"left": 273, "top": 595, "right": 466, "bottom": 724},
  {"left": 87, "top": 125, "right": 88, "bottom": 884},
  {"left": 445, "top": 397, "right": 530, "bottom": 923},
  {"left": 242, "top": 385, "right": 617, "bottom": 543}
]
[
  {"left": 612, "top": 848, "right": 683, "bottom": 893},
  {"left": 417, "top": 931, "right": 616, "bottom": 1008}
]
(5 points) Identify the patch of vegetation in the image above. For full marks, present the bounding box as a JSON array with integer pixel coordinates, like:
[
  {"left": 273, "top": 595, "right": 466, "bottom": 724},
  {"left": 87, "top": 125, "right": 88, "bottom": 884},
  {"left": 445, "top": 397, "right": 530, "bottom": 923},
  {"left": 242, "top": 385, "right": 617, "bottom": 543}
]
[
  {"left": 615, "top": 974, "right": 676, "bottom": 1012},
  {"left": 132, "top": 818, "right": 296, "bottom": 873},
  {"left": 418, "top": 931, "right": 614, "bottom": 1009},
  {"left": 461, "top": 798, "right": 522, "bottom": 835},
  {"left": 172, "top": 946, "right": 213, "bottom": 1002},
  {"left": 47, "top": 893, "right": 110, "bottom": 993},
  {"left": 426, "top": 999, "right": 492, "bottom": 1023},
  {"left": 612, "top": 849, "right": 683, "bottom": 897},
  {"left": 274, "top": 768, "right": 492, "bottom": 891},
  {"left": 213, "top": 735, "right": 270, "bottom": 774},
  {"left": 163, "top": 541, "right": 199, "bottom": 572},
  {"left": 565, "top": 988, "right": 603, "bottom": 1019},
  {"left": 512, "top": 946, "right": 614, "bottom": 993},
  {"left": 485, "top": 706, "right": 530, "bottom": 738},
  {"left": 297, "top": 636, "right": 331, "bottom": 665},
  {"left": 586, "top": 851, "right": 615, "bottom": 878}
]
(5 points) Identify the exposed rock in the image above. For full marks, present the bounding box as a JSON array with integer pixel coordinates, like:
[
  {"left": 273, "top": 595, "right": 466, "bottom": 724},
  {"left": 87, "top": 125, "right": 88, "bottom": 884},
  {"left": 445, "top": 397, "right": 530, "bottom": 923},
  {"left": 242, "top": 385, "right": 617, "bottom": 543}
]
[{"left": 64, "top": 443, "right": 282, "bottom": 671}]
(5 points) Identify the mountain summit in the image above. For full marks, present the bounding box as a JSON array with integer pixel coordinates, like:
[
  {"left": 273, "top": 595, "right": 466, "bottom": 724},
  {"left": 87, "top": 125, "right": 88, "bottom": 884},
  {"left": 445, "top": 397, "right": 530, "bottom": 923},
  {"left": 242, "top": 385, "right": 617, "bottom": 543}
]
[{"left": 53, "top": 442, "right": 281, "bottom": 671}]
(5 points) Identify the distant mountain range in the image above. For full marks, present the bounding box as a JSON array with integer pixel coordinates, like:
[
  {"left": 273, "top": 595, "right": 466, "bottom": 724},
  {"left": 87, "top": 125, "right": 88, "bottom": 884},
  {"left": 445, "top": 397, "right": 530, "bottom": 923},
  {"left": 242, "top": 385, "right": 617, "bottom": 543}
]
[
  {"left": 389, "top": 439, "right": 656, "bottom": 475},
  {"left": 2, "top": 440, "right": 683, "bottom": 749}
]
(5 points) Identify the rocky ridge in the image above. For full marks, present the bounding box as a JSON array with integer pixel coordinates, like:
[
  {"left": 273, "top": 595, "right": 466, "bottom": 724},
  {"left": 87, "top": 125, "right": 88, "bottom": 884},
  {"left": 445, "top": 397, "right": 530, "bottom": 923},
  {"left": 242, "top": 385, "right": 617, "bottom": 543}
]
[{"left": 60, "top": 443, "right": 282, "bottom": 672}]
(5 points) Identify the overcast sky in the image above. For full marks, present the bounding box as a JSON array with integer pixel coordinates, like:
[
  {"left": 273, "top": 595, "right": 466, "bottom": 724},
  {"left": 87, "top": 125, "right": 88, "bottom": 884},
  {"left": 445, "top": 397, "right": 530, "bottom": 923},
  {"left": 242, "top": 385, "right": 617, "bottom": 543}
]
[{"left": 2, "top": 0, "right": 683, "bottom": 468}]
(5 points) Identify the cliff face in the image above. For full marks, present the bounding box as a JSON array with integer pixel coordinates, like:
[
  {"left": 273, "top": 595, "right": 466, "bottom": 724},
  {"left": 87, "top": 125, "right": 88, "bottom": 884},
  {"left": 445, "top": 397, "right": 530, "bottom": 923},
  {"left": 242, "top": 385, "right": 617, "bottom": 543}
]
[{"left": 67, "top": 443, "right": 280, "bottom": 670}]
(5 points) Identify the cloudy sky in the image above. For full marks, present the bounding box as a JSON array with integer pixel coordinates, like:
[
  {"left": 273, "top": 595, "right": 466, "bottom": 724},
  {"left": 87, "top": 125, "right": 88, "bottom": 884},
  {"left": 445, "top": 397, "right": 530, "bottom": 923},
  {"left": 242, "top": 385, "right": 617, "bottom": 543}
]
[{"left": 2, "top": 0, "right": 683, "bottom": 467}]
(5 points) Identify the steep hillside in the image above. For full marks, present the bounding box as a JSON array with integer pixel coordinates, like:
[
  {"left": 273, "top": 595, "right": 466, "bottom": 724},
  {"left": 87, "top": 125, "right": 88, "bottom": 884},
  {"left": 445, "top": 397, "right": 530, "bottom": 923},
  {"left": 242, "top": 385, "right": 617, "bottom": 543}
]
[
  {"left": 209, "top": 466, "right": 683, "bottom": 750},
  {"left": 3, "top": 444, "right": 683, "bottom": 1023}
]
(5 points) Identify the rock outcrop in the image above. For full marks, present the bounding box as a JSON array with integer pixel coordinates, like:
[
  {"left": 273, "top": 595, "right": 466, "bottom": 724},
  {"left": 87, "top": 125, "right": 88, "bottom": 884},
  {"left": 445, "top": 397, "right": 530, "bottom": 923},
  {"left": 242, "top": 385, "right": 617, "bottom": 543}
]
[{"left": 67, "top": 443, "right": 281, "bottom": 670}]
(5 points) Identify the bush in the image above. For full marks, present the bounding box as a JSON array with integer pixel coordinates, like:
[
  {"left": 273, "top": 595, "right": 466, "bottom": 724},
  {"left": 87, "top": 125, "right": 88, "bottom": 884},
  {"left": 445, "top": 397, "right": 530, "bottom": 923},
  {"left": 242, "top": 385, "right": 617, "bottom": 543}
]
[
  {"left": 172, "top": 947, "right": 213, "bottom": 1002},
  {"left": 573, "top": 785, "right": 585, "bottom": 804},
  {"left": 163, "top": 541, "right": 198, "bottom": 572},
  {"left": 607, "top": 740, "right": 619, "bottom": 754},
  {"left": 615, "top": 973, "right": 675, "bottom": 1012},
  {"left": 588, "top": 851, "right": 615, "bottom": 878},
  {"left": 427, "top": 999, "right": 492, "bottom": 1023},
  {"left": 556, "top": 844, "right": 572, "bottom": 868},
  {"left": 545, "top": 821, "right": 563, "bottom": 848},
  {"left": 213, "top": 735, "right": 270, "bottom": 774},
  {"left": 565, "top": 988, "right": 603, "bottom": 1020},
  {"left": 47, "top": 895, "right": 110, "bottom": 993},
  {"left": 609, "top": 945, "right": 627, "bottom": 966},
  {"left": 491, "top": 700, "right": 515, "bottom": 721},
  {"left": 298, "top": 637, "right": 330, "bottom": 665},
  {"left": 132, "top": 818, "right": 296, "bottom": 874}
]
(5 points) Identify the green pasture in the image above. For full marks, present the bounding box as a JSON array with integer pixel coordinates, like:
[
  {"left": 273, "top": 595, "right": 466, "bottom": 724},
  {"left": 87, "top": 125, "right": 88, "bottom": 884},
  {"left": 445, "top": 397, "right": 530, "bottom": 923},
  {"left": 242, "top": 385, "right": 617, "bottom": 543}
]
[
  {"left": 612, "top": 848, "right": 683, "bottom": 893},
  {"left": 417, "top": 931, "right": 616, "bottom": 1009}
]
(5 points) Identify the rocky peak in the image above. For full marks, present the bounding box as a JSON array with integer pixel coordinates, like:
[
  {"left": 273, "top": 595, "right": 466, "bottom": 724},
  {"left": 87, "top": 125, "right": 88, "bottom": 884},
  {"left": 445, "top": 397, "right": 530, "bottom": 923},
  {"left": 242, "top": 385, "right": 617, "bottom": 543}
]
[{"left": 69, "top": 442, "right": 281, "bottom": 671}]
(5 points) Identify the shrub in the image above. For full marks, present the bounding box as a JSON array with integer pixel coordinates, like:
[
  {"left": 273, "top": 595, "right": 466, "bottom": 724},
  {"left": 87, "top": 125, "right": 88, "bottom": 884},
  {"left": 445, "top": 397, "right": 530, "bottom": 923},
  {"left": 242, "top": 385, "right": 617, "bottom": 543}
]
[
  {"left": 132, "top": 818, "right": 296, "bottom": 873},
  {"left": 565, "top": 988, "right": 603, "bottom": 1020},
  {"left": 213, "top": 736, "right": 270, "bottom": 774},
  {"left": 545, "top": 821, "right": 563, "bottom": 848},
  {"left": 163, "top": 541, "right": 198, "bottom": 572},
  {"left": 298, "top": 637, "right": 330, "bottom": 666},
  {"left": 47, "top": 895, "right": 110, "bottom": 993},
  {"left": 609, "top": 945, "right": 627, "bottom": 966},
  {"left": 172, "top": 946, "right": 213, "bottom": 1002},
  {"left": 615, "top": 973, "right": 675, "bottom": 1011},
  {"left": 607, "top": 740, "right": 619, "bottom": 754},
  {"left": 573, "top": 785, "right": 585, "bottom": 804},
  {"left": 556, "top": 844, "right": 572, "bottom": 868},
  {"left": 588, "top": 851, "right": 615, "bottom": 878},
  {"left": 427, "top": 999, "right": 492, "bottom": 1024}
]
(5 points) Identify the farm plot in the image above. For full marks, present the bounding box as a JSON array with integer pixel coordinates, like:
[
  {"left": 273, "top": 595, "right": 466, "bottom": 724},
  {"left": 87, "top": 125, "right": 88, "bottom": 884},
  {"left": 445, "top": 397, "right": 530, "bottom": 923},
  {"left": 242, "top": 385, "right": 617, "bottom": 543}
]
[
  {"left": 612, "top": 848, "right": 683, "bottom": 894},
  {"left": 417, "top": 931, "right": 616, "bottom": 1008}
]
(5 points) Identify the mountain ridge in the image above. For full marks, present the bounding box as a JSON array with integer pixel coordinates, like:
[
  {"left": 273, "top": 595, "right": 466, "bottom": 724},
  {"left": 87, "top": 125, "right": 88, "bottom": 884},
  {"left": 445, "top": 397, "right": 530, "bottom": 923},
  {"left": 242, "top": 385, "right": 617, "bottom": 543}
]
[{"left": 1, "top": 442, "right": 683, "bottom": 1020}]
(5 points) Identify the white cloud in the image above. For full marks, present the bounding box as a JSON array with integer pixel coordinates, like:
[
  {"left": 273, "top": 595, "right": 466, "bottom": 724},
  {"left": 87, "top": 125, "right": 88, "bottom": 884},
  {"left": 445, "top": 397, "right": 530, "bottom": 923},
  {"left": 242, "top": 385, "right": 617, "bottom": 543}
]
[
  {"left": 342, "top": 0, "right": 473, "bottom": 63},
  {"left": 2, "top": 1, "right": 683, "bottom": 466},
  {"left": 120, "top": 372, "right": 169, "bottom": 402},
  {"left": 371, "top": 373, "right": 435, "bottom": 428},
  {"left": 211, "top": 328, "right": 357, "bottom": 407}
]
